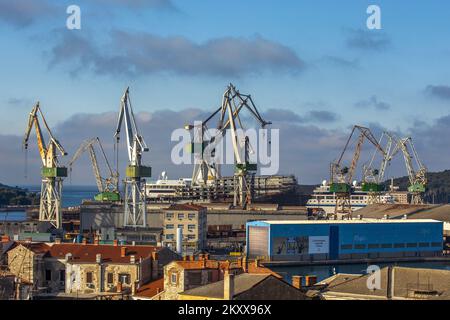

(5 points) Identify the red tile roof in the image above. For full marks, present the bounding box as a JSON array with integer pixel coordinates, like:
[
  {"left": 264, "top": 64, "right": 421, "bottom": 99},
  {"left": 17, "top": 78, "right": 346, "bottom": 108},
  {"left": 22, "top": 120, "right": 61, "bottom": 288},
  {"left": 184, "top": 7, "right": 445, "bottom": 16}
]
[
  {"left": 9, "top": 242, "right": 51, "bottom": 254},
  {"left": 135, "top": 278, "right": 164, "bottom": 298},
  {"left": 45, "top": 243, "right": 161, "bottom": 264},
  {"left": 166, "top": 203, "right": 206, "bottom": 211}
]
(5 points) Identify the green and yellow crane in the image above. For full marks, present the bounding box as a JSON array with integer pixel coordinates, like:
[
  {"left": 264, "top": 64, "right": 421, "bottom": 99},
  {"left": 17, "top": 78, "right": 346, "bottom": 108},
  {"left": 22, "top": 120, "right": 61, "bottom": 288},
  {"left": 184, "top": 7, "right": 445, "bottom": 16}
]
[{"left": 23, "top": 102, "right": 67, "bottom": 229}]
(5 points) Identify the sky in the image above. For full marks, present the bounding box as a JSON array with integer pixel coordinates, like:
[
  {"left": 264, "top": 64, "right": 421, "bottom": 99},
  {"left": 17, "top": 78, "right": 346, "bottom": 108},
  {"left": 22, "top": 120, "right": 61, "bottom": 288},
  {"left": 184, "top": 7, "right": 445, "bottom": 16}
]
[{"left": 1, "top": 0, "right": 450, "bottom": 186}]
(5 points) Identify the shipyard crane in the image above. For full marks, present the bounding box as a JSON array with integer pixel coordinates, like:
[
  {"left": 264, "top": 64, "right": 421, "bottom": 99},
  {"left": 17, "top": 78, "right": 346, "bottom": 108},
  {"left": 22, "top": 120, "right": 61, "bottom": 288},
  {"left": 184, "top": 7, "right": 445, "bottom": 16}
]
[
  {"left": 362, "top": 131, "right": 398, "bottom": 204},
  {"left": 391, "top": 137, "right": 427, "bottom": 204},
  {"left": 114, "top": 87, "right": 151, "bottom": 227},
  {"left": 330, "top": 125, "right": 385, "bottom": 218},
  {"left": 23, "top": 102, "right": 67, "bottom": 229},
  {"left": 185, "top": 84, "right": 271, "bottom": 207},
  {"left": 68, "top": 137, "right": 120, "bottom": 202}
]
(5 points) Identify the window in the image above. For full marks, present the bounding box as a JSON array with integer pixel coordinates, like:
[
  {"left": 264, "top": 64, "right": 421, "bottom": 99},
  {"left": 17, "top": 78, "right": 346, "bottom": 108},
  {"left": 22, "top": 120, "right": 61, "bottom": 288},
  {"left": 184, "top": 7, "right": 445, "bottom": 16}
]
[
  {"left": 381, "top": 243, "right": 392, "bottom": 248},
  {"left": 187, "top": 235, "right": 196, "bottom": 240},
  {"left": 178, "top": 213, "right": 185, "bottom": 219},
  {"left": 406, "top": 243, "right": 417, "bottom": 248},
  {"left": 419, "top": 242, "right": 430, "bottom": 247},
  {"left": 188, "top": 224, "right": 196, "bottom": 231},
  {"left": 119, "top": 273, "right": 130, "bottom": 285},
  {"left": 354, "top": 244, "right": 366, "bottom": 250},
  {"left": 368, "top": 244, "right": 380, "bottom": 249},
  {"left": 86, "top": 272, "right": 93, "bottom": 284},
  {"left": 394, "top": 243, "right": 405, "bottom": 248},
  {"left": 431, "top": 242, "right": 442, "bottom": 247},
  {"left": 171, "top": 273, "right": 177, "bottom": 284},
  {"left": 166, "top": 224, "right": 174, "bottom": 230},
  {"left": 107, "top": 273, "right": 114, "bottom": 284},
  {"left": 188, "top": 213, "right": 196, "bottom": 220},
  {"left": 45, "top": 270, "right": 52, "bottom": 281},
  {"left": 166, "top": 213, "right": 174, "bottom": 219},
  {"left": 177, "top": 224, "right": 184, "bottom": 229},
  {"left": 59, "top": 270, "right": 65, "bottom": 282},
  {"left": 340, "top": 244, "right": 352, "bottom": 250},
  {"left": 166, "top": 234, "right": 174, "bottom": 240}
]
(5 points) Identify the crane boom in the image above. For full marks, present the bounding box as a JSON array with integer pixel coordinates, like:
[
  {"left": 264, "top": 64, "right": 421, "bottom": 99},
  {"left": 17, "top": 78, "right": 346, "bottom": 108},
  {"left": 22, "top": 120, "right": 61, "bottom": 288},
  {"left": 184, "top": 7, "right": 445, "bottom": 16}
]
[
  {"left": 69, "top": 137, "right": 120, "bottom": 201},
  {"left": 23, "top": 103, "right": 67, "bottom": 229},
  {"left": 114, "top": 87, "right": 151, "bottom": 227}
]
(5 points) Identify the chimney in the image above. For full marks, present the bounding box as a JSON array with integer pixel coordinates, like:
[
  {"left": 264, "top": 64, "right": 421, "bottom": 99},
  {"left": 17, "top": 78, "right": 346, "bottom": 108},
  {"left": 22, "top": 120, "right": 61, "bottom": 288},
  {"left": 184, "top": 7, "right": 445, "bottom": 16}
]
[
  {"left": 383, "top": 214, "right": 390, "bottom": 220},
  {"left": 117, "top": 281, "right": 123, "bottom": 293},
  {"left": 82, "top": 239, "right": 87, "bottom": 245},
  {"left": 223, "top": 270, "right": 235, "bottom": 300},
  {"left": 182, "top": 255, "right": 188, "bottom": 261},
  {"left": 65, "top": 253, "right": 73, "bottom": 262},
  {"left": 121, "top": 247, "right": 127, "bottom": 258},
  {"left": 403, "top": 214, "right": 408, "bottom": 220},
  {"left": 151, "top": 251, "right": 158, "bottom": 261},
  {"left": 292, "top": 275, "right": 303, "bottom": 289},
  {"left": 305, "top": 275, "right": 317, "bottom": 286},
  {"left": 242, "top": 256, "right": 248, "bottom": 273},
  {"left": 132, "top": 241, "right": 136, "bottom": 246},
  {"left": 113, "top": 239, "right": 119, "bottom": 246},
  {"left": 55, "top": 238, "right": 62, "bottom": 244},
  {"left": 1, "top": 235, "right": 10, "bottom": 243},
  {"left": 130, "top": 255, "right": 136, "bottom": 264},
  {"left": 254, "top": 258, "right": 260, "bottom": 268},
  {"left": 94, "top": 238, "right": 99, "bottom": 245},
  {"left": 189, "top": 255, "right": 195, "bottom": 261},
  {"left": 357, "top": 215, "right": 363, "bottom": 220},
  {"left": 96, "top": 254, "right": 102, "bottom": 264}
]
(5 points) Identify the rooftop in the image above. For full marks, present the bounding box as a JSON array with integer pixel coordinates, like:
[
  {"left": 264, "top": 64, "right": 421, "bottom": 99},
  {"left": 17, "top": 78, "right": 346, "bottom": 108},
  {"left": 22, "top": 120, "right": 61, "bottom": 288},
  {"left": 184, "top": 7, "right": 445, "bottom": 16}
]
[
  {"left": 8, "top": 242, "right": 163, "bottom": 264},
  {"left": 320, "top": 266, "right": 450, "bottom": 300},
  {"left": 166, "top": 203, "right": 206, "bottom": 211},
  {"left": 249, "top": 219, "right": 441, "bottom": 225},
  {"left": 134, "top": 278, "right": 164, "bottom": 299},
  {"left": 180, "top": 273, "right": 272, "bottom": 299}
]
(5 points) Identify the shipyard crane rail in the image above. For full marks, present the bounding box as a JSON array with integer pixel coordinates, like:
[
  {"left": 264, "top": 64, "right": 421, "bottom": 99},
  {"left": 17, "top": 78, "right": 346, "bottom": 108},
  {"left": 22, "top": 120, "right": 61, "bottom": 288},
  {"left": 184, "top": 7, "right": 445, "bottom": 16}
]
[
  {"left": 23, "top": 102, "right": 67, "bottom": 229},
  {"left": 68, "top": 137, "right": 120, "bottom": 202},
  {"left": 114, "top": 87, "right": 151, "bottom": 227}
]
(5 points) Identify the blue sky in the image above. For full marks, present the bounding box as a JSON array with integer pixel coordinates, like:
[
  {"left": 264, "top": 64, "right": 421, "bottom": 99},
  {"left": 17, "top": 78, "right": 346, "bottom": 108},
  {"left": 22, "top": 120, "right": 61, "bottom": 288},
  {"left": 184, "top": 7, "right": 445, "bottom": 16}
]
[{"left": 1, "top": 0, "right": 450, "bottom": 185}]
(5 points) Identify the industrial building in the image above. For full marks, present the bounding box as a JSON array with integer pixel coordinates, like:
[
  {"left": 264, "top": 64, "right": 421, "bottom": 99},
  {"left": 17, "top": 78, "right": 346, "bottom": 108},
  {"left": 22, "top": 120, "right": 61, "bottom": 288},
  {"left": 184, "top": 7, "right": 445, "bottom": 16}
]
[{"left": 246, "top": 219, "right": 443, "bottom": 261}]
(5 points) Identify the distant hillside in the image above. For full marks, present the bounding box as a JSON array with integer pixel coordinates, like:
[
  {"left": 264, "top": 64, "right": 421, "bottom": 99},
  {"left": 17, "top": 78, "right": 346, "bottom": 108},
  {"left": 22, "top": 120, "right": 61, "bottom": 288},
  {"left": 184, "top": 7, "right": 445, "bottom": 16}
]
[
  {"left": 388, "top": 170, "right": 450, "bottom": 204},
  {"left": 0, "top": 183, "right": 40, "bottom": 206}
]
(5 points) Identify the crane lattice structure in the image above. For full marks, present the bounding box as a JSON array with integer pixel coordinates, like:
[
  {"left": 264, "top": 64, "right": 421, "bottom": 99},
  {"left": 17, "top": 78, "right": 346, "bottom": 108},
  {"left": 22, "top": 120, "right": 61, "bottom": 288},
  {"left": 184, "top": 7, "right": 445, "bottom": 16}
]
[
  {"left": 185, "top": 84, "right": 271, "bottom": 207},
  {"left": 23, "top": 103, "right": 67, "bottom": 229},
  {"left": 330, "top": 125, "right": 385, "bottom": 219},
  {"left": 362, "top": 131, "right": 398, "bottom": 204},
  {"left": 114, "top": 87, "right": 151, "bottom": 227},
  {"left": 391, "top": 137, "right": 427, "bottom": 204},
  {"left": 68, "top": 137, "right": 120, "bottom": 202}
]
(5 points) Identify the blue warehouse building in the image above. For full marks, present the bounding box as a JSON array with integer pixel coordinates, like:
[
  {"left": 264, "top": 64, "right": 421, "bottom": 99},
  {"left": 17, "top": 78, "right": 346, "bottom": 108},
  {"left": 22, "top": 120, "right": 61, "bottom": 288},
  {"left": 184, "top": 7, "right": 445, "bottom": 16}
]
[{"left": 246, "top": 219, "right": 443, "bottom": 261}]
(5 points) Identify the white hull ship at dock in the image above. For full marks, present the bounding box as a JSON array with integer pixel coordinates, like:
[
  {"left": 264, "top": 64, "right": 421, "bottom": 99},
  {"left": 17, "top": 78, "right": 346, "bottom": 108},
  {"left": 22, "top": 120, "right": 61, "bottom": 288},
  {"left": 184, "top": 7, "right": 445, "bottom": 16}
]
[{"left": 306, "top": 181, "right": 397, "bottom": 215}]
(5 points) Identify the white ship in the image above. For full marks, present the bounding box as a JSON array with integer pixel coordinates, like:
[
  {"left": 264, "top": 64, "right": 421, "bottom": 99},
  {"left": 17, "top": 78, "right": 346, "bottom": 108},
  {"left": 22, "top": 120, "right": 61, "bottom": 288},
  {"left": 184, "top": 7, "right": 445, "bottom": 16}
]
[
  {"left": 146, "top": 172, "right": 192, "bottom": 200},
  {"left": 306, "top": 180, "right": 395, "bottom": 215}
]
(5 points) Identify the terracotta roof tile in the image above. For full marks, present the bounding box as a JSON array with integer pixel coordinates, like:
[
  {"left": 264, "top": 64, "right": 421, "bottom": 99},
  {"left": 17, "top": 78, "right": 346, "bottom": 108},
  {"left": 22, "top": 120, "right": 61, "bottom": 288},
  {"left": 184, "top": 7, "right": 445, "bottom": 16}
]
[
  {"left": 45, "top": 243, "right": 162, "bottom": 264},
  {"left": 135, "top": 278, "right": 164, "bottom": 298}
]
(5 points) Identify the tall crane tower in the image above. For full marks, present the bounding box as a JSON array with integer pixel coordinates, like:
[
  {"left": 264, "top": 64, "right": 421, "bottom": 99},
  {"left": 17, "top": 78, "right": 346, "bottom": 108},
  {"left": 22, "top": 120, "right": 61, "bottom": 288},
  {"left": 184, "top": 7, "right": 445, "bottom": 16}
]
[
  {"left": 185, "top": 84, "right": 271, "bottom": 207},
  {"left": 114, "top": 87, "right": 151, "bottom": 227},
  {"left": 391, "top": 137, "right": 427, "bottom": 204},
  {"left": 68, "top": 137, "right": 120, "bottom": 202},
  {"left": 362, "top": 131, "right": 397, "bottom": 204},
  {"left": 330, "top": 125, "right": 385, "bottom": 218},
  {"left": 23, "top": 102, "right": 67, "bottom": 229}
]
